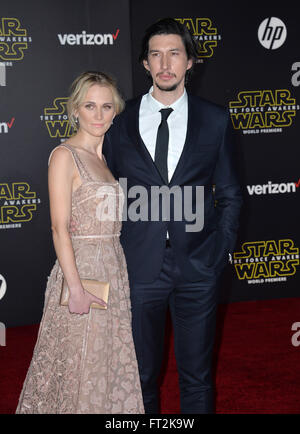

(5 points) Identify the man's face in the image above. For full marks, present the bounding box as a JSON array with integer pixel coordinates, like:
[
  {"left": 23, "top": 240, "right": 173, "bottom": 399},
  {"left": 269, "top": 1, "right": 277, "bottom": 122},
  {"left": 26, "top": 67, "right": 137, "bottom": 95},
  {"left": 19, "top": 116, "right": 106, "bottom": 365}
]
[{"left": 143, "top": 33, "right": 193, "bottom": 92}]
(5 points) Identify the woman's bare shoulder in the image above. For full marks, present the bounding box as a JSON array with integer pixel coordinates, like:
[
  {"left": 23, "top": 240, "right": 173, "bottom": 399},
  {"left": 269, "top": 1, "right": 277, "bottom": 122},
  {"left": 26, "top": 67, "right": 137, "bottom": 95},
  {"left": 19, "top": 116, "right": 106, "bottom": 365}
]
[{"left": 48, "top": 144, "right": 74, "bottom": 168}]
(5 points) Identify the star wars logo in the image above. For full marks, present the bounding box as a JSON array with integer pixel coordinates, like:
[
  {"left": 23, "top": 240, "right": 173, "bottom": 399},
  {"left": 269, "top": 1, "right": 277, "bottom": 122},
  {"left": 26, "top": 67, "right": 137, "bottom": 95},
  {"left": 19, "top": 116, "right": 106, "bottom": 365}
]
[
  {"left": 0, "top": 18, "right": 32, "bottom": 61},
  {"left": 0, "top": 182, "right": 41, "bottom": 229},
  {"left": 229, "top": 89, "right": 299, "bottom": 135},
  {"left": 40, "top": 98, "right": 75, "bottom": 140},
  {"left": 234, "top": 239, "right": 299, "bottom": 285},
  {"left": 175, "top": 18, "right": 221, "bottom": 60}
]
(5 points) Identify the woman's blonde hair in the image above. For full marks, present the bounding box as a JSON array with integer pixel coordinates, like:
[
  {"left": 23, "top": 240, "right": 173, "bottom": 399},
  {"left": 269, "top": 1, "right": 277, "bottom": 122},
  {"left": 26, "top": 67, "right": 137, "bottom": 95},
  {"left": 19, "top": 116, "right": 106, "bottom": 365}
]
[{"left": 67, "top": 71, "right": 125, "bottom": 129}]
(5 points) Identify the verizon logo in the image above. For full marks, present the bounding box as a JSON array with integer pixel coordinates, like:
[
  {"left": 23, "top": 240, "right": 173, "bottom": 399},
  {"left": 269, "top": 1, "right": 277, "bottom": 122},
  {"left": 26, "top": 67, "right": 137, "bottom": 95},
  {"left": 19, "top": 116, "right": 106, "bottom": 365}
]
[
  {"left": 247, "top": 180, "right": 300, "bottom": 195},
  {"left": 0, "top": 117, "right": 15, "bottom": 133},
  {"left": 57, "top": 29, "right": 120, "bottom": 46}
]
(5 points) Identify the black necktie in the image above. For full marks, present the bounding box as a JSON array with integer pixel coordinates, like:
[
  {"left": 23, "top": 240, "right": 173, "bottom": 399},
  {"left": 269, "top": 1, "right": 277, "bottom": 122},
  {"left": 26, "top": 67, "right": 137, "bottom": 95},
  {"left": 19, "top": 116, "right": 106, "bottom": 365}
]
[{"left": 154, "top": 108, "right": 173, "bottom": 184}]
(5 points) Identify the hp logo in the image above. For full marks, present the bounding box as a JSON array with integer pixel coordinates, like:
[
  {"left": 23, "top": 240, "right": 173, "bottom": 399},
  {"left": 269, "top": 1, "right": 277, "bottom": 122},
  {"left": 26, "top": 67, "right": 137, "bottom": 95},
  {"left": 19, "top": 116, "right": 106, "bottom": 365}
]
[{"left": 258, "top": 17, "right": 287, "bottom": 50}]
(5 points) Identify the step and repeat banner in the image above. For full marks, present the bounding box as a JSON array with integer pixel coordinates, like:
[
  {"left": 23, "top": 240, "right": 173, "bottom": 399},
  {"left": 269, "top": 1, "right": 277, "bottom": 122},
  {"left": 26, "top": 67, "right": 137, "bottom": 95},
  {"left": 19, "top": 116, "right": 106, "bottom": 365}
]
[
  {"left": 130, "top": 0, "right": 300, "bottom": 303},
  {"left": 0, "top": 0, "right": 132, "bottom": 327},
  {"left": 0, "top": 0, "right": 299, "bottom": 327}
]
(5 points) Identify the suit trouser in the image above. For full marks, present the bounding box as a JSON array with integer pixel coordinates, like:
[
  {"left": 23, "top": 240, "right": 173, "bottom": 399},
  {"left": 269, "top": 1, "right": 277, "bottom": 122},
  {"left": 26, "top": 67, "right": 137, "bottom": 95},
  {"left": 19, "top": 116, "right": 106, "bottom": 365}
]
[{"left": 129, "top": 245, "right": 218, "bottom": 414}]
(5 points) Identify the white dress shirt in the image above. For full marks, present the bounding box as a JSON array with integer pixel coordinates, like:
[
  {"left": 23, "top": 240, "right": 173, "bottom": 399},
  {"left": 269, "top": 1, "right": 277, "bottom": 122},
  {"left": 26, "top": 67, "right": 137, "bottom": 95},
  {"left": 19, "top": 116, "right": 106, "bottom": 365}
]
[
  {"left": 139, "top": 87, "right": 188, "bottom": 240},
  {"left": 139, "top": 87, "right": 188, "bottom": 182}
]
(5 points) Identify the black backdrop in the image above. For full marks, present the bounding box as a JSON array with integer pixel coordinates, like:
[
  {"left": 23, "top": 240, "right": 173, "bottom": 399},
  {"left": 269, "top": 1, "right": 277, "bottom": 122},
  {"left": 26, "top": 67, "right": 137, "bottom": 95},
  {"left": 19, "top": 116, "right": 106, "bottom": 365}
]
[
  {"left": 0, "top": 0, "right": 133, "bottom": 327},
  {"left": 0, "top": 0, "right": 299, "bottom": 327}
]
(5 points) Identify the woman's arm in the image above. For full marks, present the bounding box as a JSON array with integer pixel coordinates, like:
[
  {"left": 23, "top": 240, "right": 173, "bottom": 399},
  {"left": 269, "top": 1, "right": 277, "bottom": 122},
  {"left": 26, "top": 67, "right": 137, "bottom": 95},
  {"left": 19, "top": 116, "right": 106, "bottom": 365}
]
[{"left": 48, "top": 147, "right": 106, "bottom": 314}]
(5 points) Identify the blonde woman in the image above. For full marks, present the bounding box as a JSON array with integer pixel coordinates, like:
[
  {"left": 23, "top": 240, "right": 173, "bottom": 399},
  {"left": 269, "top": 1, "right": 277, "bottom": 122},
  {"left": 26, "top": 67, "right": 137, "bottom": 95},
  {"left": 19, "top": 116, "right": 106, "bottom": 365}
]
[{"left": 16, "top": 72, "right": 144, "bottom": 414}]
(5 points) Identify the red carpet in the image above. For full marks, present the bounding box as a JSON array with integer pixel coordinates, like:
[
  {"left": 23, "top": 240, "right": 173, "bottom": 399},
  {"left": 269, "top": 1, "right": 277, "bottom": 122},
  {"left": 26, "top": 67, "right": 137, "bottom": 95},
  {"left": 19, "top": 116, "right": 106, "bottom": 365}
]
[{"left": 1, "top": 297, "right": 300, "bottom": 414}]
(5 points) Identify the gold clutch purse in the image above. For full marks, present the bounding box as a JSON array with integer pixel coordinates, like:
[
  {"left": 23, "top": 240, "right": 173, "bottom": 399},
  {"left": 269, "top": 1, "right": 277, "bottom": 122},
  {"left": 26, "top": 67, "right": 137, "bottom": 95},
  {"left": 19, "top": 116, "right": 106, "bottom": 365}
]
[{"left": 60, "top": 279, "right": 109, "bottom": 309}]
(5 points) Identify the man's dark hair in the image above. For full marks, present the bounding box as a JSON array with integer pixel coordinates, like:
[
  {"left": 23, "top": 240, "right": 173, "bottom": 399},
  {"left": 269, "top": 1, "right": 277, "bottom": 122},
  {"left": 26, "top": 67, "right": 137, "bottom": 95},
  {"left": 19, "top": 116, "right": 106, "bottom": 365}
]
[{"left": 139, "top": 17, "right": 198, "bottom": 81}]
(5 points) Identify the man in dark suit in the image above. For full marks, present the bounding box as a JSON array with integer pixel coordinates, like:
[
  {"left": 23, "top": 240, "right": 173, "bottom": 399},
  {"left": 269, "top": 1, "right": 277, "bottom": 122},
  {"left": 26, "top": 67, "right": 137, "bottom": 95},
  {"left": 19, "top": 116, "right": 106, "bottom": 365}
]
[{"left": 104, "top": 18, "right": 242, "bottom": 414}]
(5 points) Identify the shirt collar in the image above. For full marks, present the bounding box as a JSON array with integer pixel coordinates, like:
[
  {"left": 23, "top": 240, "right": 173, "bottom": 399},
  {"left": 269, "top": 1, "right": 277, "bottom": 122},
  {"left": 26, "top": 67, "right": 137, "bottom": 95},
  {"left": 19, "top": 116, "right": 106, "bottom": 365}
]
[{"left": 146, "top": 86, "right": 187, "bottom": 114}]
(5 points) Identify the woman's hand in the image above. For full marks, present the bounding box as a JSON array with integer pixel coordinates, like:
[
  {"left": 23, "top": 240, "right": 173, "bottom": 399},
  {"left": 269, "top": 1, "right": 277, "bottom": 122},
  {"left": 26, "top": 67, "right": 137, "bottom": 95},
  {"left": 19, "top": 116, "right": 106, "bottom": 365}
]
[{"left": 68, "top": 289, "right": 107, "bottom": 314}]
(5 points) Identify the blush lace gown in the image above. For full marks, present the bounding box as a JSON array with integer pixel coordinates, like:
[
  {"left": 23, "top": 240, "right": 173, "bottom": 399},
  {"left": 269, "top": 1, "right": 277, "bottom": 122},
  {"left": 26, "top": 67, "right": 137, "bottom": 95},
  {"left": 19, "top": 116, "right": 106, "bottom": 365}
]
[{"left": 16, "top": 143, "right": 144, "bottom": 414}]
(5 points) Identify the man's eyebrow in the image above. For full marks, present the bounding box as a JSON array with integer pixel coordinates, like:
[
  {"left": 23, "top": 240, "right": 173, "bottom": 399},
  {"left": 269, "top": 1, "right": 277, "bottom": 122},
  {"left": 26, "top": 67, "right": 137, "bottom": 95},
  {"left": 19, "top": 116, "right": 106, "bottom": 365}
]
[{"left": 149, "top": 47, "right": 181, "bottom": 52}]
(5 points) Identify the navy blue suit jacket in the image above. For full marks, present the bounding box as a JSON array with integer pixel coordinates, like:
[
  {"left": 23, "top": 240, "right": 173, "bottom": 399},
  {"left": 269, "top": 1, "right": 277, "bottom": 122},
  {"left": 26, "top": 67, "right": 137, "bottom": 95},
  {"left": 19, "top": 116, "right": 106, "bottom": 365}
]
[{"left": 104, "top": 93, "right": 242, "bottom": 283}]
